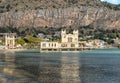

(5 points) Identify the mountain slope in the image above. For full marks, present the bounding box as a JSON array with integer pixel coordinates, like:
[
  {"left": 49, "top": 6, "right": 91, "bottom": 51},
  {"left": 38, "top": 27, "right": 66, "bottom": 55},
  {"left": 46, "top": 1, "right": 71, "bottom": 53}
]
[
  {"left": 0, "top": 0, "right": 104, "bottom": 12},
  {"left": 0, "top": 0, "right": 120, "bottom": 35}
]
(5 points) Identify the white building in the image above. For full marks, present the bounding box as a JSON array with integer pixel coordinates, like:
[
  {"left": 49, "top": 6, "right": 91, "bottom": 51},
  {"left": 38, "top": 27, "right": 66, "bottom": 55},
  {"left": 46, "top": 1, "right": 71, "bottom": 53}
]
[
  {"left": 0, "top": 33, "right": 16, "bottom": 49},
  {"left": 41, "top": 42, "right": 60, "bottom": 49},
  {"left": 86, "top": 39, "right": 106, "bottom": 48},
  {"left": 40, "top": 30, "right": 86, "bottom": 51},
  {"left": 37, "top": 33, "right": 45, "bottom": 39}
]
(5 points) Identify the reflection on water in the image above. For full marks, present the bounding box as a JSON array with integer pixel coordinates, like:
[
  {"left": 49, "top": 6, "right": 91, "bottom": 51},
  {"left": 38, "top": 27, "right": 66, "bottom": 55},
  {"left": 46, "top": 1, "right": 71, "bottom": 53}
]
[
  {"left": 0, "top": 49, "right": 120, "bottom": 83},
  {"left": 60, "top": 54, "right": 80, "bottom": 83}
]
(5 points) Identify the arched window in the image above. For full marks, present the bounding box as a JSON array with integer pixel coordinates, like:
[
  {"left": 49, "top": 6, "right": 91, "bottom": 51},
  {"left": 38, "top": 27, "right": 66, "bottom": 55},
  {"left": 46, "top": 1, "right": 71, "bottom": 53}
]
[
  {"left": 54, "top": 44, "right": 56, "bottom": 47},
  {"left": 68, "top": 37, "right": 72, "bottom": 42}
]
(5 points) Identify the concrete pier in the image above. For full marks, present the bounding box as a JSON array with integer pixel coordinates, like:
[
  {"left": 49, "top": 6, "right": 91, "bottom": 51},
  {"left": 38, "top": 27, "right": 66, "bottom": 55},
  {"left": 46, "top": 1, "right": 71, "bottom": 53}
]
[{"left": 40, "top": 47, "right": 96, "bottom": 52}]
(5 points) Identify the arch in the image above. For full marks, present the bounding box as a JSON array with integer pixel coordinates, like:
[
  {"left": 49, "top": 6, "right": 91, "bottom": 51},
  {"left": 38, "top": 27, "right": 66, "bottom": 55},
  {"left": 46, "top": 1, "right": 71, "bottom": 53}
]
[{"left": 68, "top": 37, "right": 73, "bottom": 42}]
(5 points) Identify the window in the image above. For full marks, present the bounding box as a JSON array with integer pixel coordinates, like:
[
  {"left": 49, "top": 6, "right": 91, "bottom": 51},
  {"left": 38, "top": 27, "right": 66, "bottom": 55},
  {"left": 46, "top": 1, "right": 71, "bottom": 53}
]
[
  {"left": 71, "top": 44, "right": 75, "bottom": 47},
  {"left": 68, "top": 37, "right": 72, "bottom": 42},
  {"left": 54, "top": 44, "right": 56, "bottom": 47},
  {"left": 42, "top": 43, "right": 46, "bottom": 47},
  {"left": 52, "top": 44, "right": 53, "bottom": 47}
]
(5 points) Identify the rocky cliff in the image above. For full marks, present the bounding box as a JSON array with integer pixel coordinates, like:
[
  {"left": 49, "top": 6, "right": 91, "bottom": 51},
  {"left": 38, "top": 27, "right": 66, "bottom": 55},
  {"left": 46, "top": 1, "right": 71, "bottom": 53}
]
[{"left": 0, "top": 0, "right": 120, "bottom": 34}]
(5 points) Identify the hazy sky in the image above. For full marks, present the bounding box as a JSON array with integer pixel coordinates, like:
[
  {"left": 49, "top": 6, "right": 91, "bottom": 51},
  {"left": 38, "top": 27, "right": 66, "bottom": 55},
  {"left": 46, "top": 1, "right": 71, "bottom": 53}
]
[{"left": 101, "top": 0, "right": 120, "bottom": 4}]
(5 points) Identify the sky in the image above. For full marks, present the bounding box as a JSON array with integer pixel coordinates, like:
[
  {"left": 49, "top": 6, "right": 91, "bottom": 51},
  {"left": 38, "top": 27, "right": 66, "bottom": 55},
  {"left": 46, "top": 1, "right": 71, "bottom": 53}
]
[{"left": 101, "top": 0, "right": 120, "bottom": 4}]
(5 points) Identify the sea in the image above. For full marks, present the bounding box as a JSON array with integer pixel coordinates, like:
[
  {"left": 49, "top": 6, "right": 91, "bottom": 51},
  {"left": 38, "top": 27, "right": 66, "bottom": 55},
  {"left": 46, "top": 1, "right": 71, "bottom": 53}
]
[{"left": 0, "top": 48, "right": 120, "bottom": 83}]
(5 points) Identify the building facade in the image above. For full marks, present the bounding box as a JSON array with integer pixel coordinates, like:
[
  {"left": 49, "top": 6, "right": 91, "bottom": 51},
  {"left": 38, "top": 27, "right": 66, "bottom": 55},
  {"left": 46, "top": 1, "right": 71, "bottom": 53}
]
[
  {"left": 61, "top": 29, "right": 79, "bottom": 48},
  {"left": 5, "top": 33, "right": 16, "bottom": 49},
  {"left": 0, "top": 33, "right": 16, "bottom": 49},
  {"left": 40, "top": 30, "right": 87, "bottom": 51},
  {"left": 61, "top": 30, "right": 78, "bottom": 43}
]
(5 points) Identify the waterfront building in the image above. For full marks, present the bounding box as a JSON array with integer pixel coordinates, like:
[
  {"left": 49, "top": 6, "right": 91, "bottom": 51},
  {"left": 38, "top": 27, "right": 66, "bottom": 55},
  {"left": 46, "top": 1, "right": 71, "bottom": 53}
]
[
  {"left": 61, "top": 29, "right": 79, "bottom": 48},
  {"left": 5, "top": 33, "right": 16, "bottom": 49},
  {"left": 40, "top": 30, "right": 86, "bottom": 51},
  {"left": 86, "top": 39, "right": 106, "bottom": 48},
  {"left": 0, "top": 33, "right": 16, "bottom": 49}
]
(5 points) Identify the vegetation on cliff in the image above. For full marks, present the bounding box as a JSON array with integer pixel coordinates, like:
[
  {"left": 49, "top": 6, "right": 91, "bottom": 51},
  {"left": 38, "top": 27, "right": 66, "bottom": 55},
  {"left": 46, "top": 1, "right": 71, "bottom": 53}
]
[
  {"left": 0, "top": 0, "right": 119, "bottom": 13},
  {"left": 0, "top": 0, "right": 120, "bottom": 44}
]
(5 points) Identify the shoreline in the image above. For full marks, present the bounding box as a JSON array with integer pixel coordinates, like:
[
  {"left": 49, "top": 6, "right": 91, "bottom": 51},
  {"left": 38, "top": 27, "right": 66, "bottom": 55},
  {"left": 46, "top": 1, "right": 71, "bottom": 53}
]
[
  {"left": 0, "top": 48, "right": 28, "bottom": 53},
  {"left": 7, "top": 49, "right": 28, "bottom": 52},
  {"left": 0, "top": 47, "right": 119, "bottom": 53}
]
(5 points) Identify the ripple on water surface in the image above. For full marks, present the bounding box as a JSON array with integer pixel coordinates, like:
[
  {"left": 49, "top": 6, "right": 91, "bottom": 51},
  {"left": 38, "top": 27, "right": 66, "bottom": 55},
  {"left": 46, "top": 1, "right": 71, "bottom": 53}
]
[{"left": 0, "top": 49, "right": 120, "bottom": 83}]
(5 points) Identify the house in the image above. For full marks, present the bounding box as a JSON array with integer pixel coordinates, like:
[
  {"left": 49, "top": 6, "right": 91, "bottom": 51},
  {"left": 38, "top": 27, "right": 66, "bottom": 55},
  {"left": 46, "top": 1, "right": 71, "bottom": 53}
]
[
  {"left": 86, "top": 39, "right": 106, "bottom": 48},
  {"left": 54, "top": 31, "right": 61, "bottom": 37},
  {"left": 37, "top": 33, "right": 45, "bottom": 39}
]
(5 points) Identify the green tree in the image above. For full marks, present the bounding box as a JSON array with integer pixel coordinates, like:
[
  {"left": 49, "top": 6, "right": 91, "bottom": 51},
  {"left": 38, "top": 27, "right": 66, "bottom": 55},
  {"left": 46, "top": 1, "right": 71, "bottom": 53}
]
[
  {"left": 16, "top": 38, "right": 25, "bottom": 46},
  {"left": 117, "top": 33, "right": 120, "bottom": 38},
  {"left": 25, "top": 35, "right": 41, "bottom": 43},
  {"left": 109, "top": 33, "right": 117, "bottom": 38},
  {"left": 24, "top": 35, "right": 41, "bottom": 49},
  {"left": 54, "top": 37, "right": 61, "bottom": 42}
]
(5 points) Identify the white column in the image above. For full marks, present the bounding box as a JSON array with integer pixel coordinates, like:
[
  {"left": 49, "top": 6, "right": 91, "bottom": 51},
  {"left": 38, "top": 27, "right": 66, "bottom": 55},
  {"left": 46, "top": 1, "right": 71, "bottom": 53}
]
[{"left": 5, "top": 34, "right": 8, "bottom": 49}]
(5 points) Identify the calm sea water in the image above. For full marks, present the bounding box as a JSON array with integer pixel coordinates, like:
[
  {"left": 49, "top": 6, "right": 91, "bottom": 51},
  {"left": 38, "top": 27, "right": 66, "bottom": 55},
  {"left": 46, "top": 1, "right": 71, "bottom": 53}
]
[{"left": 0, "top": 49, "right": 120, "bottom": 83}]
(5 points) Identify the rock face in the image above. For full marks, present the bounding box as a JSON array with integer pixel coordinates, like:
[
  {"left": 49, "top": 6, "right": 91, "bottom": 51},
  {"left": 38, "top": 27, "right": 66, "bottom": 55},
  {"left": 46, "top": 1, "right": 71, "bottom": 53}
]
[
  {"left": 0, "top": 0, "right": 103, "bottom": 11},
  {"left": 0, "top": 0, "right": 120, "bottom": 31}
]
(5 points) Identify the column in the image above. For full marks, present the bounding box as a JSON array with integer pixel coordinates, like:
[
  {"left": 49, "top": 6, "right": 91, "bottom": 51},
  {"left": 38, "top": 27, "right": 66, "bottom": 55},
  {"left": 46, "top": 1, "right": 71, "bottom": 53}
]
[{"left": 5, "top": 34, "right": 8, "bottom": 49}]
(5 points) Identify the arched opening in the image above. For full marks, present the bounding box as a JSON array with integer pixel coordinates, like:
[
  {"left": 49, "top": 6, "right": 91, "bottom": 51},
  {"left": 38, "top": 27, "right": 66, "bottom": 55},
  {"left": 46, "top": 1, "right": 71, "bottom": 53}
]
[{"left": 68, "top": 37, "right": 72, "bottom": 42}]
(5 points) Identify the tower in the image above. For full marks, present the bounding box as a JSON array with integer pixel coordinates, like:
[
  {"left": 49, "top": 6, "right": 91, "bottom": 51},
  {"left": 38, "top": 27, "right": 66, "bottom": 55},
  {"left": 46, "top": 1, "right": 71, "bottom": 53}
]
[
  {"left": 73, "top": 30, "right": 79, "bottom": 42},
  {"left": 61, "top": 29, "right": 66, "bottom": 43},
  {"left": 73, "top": 30, "right": 78, "bottom": 36},
  {"left": 61, "top": 29, "right": 66, "bottom": 35}
]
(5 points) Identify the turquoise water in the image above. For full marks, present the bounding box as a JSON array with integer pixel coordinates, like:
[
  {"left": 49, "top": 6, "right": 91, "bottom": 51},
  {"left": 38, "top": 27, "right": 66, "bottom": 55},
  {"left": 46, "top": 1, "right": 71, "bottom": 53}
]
[{"left": 0, "top": 49, "right": 120, "bottom": 83}]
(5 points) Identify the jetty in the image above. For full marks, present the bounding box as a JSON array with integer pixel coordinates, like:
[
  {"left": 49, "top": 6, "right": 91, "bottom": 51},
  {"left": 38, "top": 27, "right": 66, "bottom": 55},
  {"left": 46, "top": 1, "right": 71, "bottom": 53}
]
[{"left": 40, "top": 47, "right": 96, "bottom": 52}]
